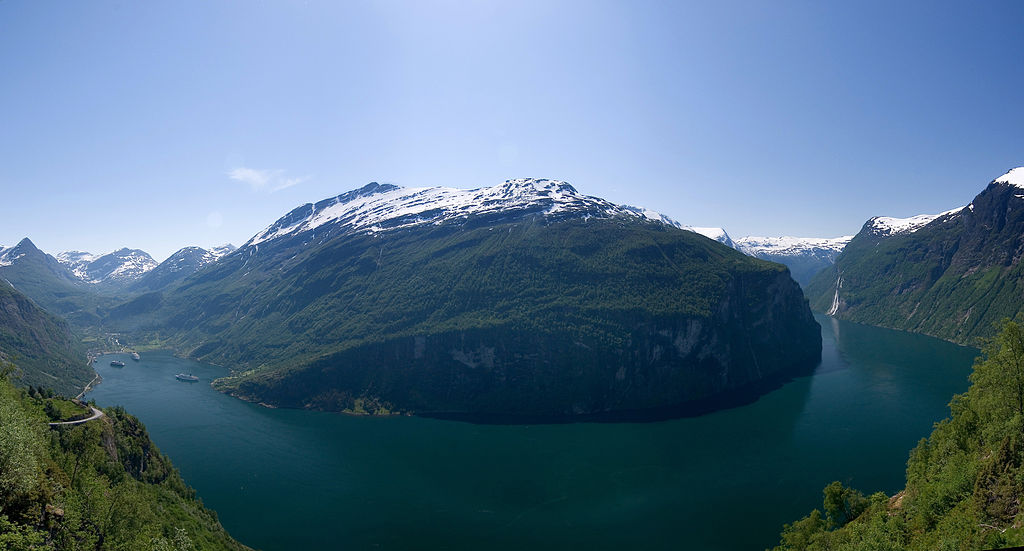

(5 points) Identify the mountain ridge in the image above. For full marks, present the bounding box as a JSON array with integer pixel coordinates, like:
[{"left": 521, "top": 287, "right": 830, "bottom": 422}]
[
  {"left": 130, "top": 244, "right": 236, "bottom": 293},
  {"left": 105, "top": 178, "right": 822, "bottom": 420},
  {"left": 243, "top": 178, "right": 687, "bottom": 249},
  {"left": 55, "top": 247, "right": 157, "bottom": 289},
  {"left": 806, "top": 167, "right": 1024, "bottom": 344},
  {"left": 735, "top": 235, "right": 854, "bottom": 286}
]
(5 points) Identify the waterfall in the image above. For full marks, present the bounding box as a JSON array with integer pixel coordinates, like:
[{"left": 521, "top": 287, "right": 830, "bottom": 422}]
[{"left": 827, "top": 275, "right": 842, "bottom": 316}]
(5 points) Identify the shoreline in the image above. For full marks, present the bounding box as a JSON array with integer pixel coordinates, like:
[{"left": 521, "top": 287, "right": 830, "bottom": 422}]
[{"left": 76, "top": 371, "right": 102, "bottom": 400}]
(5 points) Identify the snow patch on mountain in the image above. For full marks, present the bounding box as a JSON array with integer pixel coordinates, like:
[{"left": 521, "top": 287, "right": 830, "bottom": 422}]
[
  {"left": 246, "top": 179, "right": 683, "bottom": 247},
  {"left": 735, "top": 235, "right": 853, "bottom": 257},
  {"left": 685, "top": 227, "right": 735, "bottom": 248},
  {"left": 56, "top": 248, "right": 156, "bottom": 284},
  {"left": 994, "top": 167, "right": 1024, "bottom": 189},
  {"left": 56, "top": 251, "right": 100, "bottom": 280},
  {"left": 210, "top": 244, "right": 237, "bottom": 260},
  {"left": 868, "top": 206, "right": 964, "bottom": 236},
  {"left": 620, "top": 205, "right": 685, "bottom": 228},
  {"left": 0, "top": 241, "right": 34, "bottom": 268},
  {"left": 0, "top": 249, "right": 21, "bottom": 268}
]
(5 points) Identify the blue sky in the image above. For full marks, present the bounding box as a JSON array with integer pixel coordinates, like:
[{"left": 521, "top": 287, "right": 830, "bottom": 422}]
[{"left": 2, "top": 0, "right": 1022, "bottom": 261}]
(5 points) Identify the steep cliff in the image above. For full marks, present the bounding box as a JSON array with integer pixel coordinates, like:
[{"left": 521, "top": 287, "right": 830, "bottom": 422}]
[{"left": 216, "top": 262, "right": 819, "bottom": 420}]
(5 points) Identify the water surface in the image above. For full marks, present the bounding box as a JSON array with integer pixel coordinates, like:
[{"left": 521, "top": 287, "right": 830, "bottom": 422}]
[{"left": 87, "top": 315, "right": 978, "bottom": 550}]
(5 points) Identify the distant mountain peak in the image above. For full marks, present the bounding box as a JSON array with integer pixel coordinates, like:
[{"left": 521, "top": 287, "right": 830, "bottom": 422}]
[
  {"left": 246, "top": 179, "right": 682, "bottom": 248},
  {"left": 54, "top": 247, "right": 156, "bottom": 286},
  {"left": 128, "top": 243, "right": 240, "bottom": 293},
  {"left": 0, "top": 238, "right": 42, "bottom": 267}
]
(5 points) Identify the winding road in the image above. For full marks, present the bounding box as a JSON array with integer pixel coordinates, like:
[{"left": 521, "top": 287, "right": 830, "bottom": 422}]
[
  {"left": 46, "top": 363, "right": 107, "bottom": 427},
  {"left": 48, "top": 404, "right": 105, "bottom": 427}
]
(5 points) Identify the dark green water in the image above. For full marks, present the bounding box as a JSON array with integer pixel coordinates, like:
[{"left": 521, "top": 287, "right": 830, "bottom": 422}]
[{"left": 86, "top": 314, "right": 978, "bottom": 551}]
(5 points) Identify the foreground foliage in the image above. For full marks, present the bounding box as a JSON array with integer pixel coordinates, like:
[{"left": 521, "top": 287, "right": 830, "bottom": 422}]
[
  {"left": 771, "top": 320, "right": 1024, "bottom": 550},
  {"left": 0, "top": 368, "right": 247, "bottom": 550}
]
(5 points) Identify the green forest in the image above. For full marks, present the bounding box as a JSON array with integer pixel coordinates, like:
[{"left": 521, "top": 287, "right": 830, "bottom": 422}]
[
  {"left": 772, "top": 320, "right": 1024, "bottom": 550},
  {"left": 0, "top": 363, "right": 246, "bottom": 551}
]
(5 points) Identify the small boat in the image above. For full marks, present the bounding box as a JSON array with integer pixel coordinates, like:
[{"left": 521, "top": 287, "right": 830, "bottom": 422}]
[
  {"left": 131, "top": 352, "right": 140, "bottom": 361},
  {"left": 110, "top": 360, "right": 125, "bottom": 367},
  {"left": 175, "top": 373, "right": 199, "bottom": 382}
]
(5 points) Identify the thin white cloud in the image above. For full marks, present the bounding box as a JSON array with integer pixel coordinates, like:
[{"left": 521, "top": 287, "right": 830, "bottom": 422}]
[
  {"left": 274, "top": 176, "right": 307, "bottom": 192},
  {"left": 228, "top": 167, "right": 309, "bottom": 193}
]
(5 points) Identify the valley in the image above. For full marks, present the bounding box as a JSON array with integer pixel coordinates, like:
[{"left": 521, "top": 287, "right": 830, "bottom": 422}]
[
  {"left": 4, "top": 4, "right": 1022, "bottom": 549},
  {"left": 5, "top": 170, "right": 1024, "bottom": 549}
]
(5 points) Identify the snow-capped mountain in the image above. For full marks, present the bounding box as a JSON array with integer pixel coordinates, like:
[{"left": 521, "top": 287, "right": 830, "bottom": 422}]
[
  {"left": 0, "top": 238, "right": 97, "bottom": 321},
  {"left": 155, "top": 245, "right": 236, "bottom": 273},
  {"left": 55, "top": 248, "right": 157, "bottom": 287},
  {"left": 130, "top": 244, "right": 237, "bottom": 292},
  {"left": 245, "top": 179, "right": 683, "bottom": 248},
  {"left": 107, "top": 177, "right": 820, "bottom": 419}
]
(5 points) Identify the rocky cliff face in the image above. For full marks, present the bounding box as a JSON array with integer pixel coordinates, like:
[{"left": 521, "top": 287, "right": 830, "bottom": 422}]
[{"left": 218, "top": 266, "right": 819, "bottom": 420}]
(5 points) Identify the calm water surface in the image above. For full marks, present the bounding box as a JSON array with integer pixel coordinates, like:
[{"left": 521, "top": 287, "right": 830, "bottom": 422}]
[{"left": 87, "top": 314, "right": 978, "bottom": 550}]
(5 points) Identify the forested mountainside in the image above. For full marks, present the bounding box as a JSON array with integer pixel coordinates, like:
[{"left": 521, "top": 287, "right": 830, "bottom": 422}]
[
  {"left": 806, "top": 168, "right": 1024, "bottom": 345},
  {"left": 0, "top": 370, "right": 249, "bottom": 550},
  {"left": 105, "top": 179, "right": 822, "bottom": 420},
  {"left": 0, "top": 281, "right": 90, "bottom": 396},
  {"left": 771, "top": 319, "right": 1024, "bottom": 551}
]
